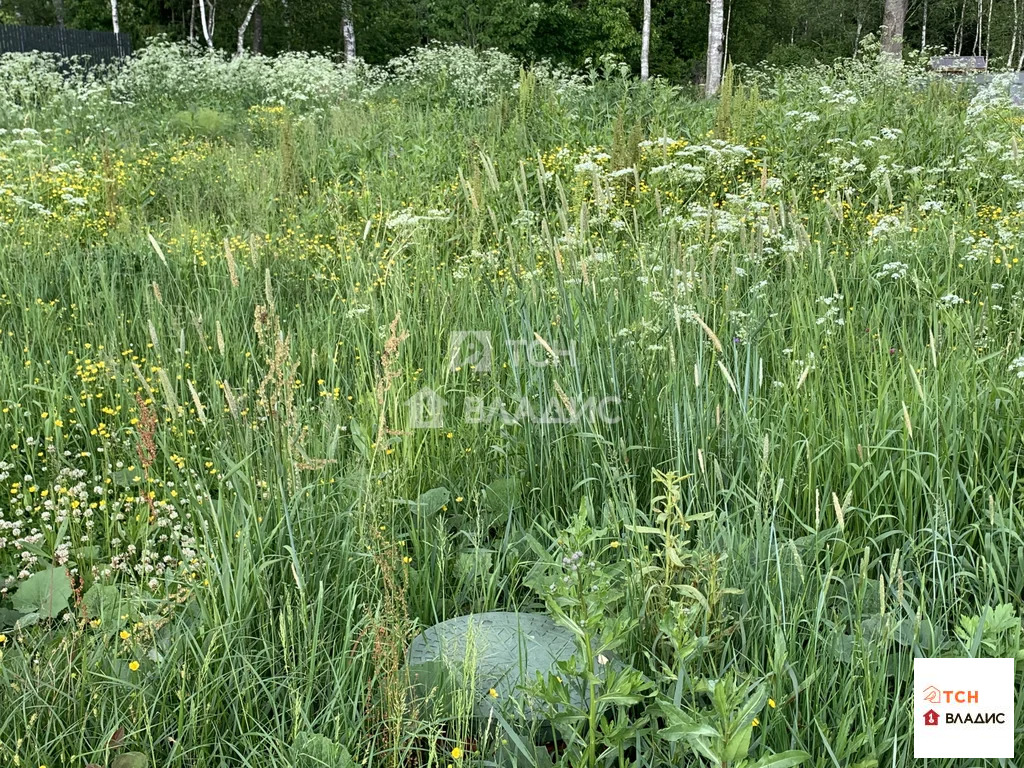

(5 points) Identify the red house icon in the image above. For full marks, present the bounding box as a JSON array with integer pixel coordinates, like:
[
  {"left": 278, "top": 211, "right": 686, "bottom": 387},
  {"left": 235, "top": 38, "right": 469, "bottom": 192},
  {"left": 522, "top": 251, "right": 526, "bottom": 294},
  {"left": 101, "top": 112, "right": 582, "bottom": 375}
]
[{"left": 923, "top": 709, "right": 940, "bottom": 726}]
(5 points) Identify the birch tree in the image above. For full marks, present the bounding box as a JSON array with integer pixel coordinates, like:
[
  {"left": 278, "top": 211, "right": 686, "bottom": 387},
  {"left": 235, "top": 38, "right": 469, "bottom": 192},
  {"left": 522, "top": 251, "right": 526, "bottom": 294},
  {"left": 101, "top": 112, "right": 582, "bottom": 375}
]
[
  {"left": 881, "top": 0, "right": 908, "bottom": 57},
  {"left": 705, "top": 0, "right": 724, "bottom": 96},
  {"left": 920, "top": 0, "right": 927, "bottom": 50},
  {"left": 341, "top": 0, "right": 355, "bottom": 62},
  {"left": 110, "top": 0, "right": 119, "bottom": 33},
  {"left": 198, "top": 0, "right": 215, "bottom": 48},
  {"left": 640, "top": 0, "right": 651, "bottom": 80},
  {"left": 237, "top": 0, "right": 260, "bottom": 54},
  {"left": 1009, "top": 0, "right": 1018, "bottom": 67}
]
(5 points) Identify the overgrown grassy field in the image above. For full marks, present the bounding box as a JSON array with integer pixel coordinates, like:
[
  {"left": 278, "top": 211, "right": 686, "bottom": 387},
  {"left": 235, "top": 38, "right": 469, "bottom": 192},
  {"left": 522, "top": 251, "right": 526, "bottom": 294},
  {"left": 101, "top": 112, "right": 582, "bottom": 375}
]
[{"left": 1, "top": 43, "right": 1023, "bottom": 768}]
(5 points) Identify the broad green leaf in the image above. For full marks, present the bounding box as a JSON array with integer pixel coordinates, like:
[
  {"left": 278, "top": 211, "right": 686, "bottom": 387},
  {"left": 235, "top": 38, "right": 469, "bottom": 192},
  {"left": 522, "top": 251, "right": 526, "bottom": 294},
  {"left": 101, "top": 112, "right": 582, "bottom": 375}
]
[
  {"left": 750, "top": 750, "right": 812, "bottom": 768},
  {"left": 0, "top": 608, "right": 23, "bottom": 630},
  {"left": 15, "top": 612, "right": 40, "bottom": 630},
  {"left": 723, "top": 721, "right": 753, "bottom": 762},
  {"left": 292, "top": 731, "right": 355, "bottom": 767},
  {"left": 412, "top": 486, "right": 449, "bottom": 515},
  {"left": 482, "top": 477, "right": 520, "bottom": 513},
  {"left": 12, "top": 568, "right": 72, "bottom": 619},
  {"left": 655, "top": 702, "right": 720, "bottom": 742},
  {"left": 83, "top": 584, "right": 123, "bottom": 627}
]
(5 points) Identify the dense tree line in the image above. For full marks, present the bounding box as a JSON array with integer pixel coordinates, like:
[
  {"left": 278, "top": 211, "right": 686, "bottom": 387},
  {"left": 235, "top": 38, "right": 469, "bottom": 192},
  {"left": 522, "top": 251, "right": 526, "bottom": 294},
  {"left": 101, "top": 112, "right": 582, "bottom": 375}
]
[{"left": 3, "top": 0, "right": 1024, "bottom": 80}]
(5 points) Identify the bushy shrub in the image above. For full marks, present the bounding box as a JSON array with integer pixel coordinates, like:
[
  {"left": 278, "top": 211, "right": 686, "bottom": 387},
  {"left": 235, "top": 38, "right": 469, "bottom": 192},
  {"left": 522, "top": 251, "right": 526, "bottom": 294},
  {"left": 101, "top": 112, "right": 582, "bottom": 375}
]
[
  {"left": 1, "top": 39, "right": 613, "bottom": 124},
  {"left": 0, "top": 52, "right": 110, "bottom": 124},
  {"left": 387, "top": 42, "right": 519, "bottom": 107},
  {"left": 110, "top": 38, "right": 383, "bottom": 113}
]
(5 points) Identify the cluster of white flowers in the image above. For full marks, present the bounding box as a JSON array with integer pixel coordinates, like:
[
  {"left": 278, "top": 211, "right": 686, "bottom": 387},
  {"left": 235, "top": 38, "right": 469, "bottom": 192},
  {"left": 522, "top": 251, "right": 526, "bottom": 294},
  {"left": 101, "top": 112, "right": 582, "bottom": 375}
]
[
  {"left": 110, "top": 39, "right": 384, "bottom": 112},
  {"left": 966, "top": 72, "right": 1019, "bottom": 124},
  {"left": 815, "top": 293, "right": 846, "bottom": 330},
  {"left": 1, "top": 39, "right": 603, "bottom": 123},
  {"left": 640, "top": 138, "right": 752, "bottom": 191},
  {"left": 385, "top": 207, "right": 451, "bottom": 229},
  {"left": 1009, "top": 355, "right": 1024, "bottom": 379},
  {"left": 388, "top": 43, "right": 518, "bottom": 107},
  {"left": 875, "top": 261, "right": 909, "bottom": 281},
  {"left": 818, "top": 84, "right": 859, "bottom": 107},
  {"left": 0, "top": 460, "right": 200, "bottom": 586},
  {"left": 870, "top": 214, "right": 909, "bottom": 240},
  {"left": 784, "top": 110, "right": 822, "bottom": 132}
]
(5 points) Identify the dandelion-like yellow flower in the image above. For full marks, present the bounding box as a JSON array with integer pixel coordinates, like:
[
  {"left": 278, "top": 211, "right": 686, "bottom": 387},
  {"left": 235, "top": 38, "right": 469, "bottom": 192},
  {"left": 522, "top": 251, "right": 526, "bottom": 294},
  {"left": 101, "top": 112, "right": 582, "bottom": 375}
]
[
  {"left": 128, "top": 660, "right": 140, "bottom": 672},
  {"left": 488, "top": 688, "right": 498, "bottom": 698},
  {"left": 450, "top": 747, "right": 463, "bottom": 759},
  {"left": 120, "top": 630, "right": 131, "bottom": 640},
  {"left": 0, "top": 634, "right": 7, "bottom": 643},
  {"left": 751, "top": 718, "right": 760, "bottom": 727},
  {"left": 609, "top": 541, "right": 620, "bottom": 548},
  {"left": 768, "top": 698, "right": 776, "bottom": 709}
]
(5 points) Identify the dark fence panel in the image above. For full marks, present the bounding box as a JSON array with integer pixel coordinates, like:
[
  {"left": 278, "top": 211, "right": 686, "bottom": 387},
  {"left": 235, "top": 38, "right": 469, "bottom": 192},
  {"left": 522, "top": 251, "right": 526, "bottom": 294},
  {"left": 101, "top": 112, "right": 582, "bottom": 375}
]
[{"left": 0, "top": 24, "right": 131, "bottom": 60}]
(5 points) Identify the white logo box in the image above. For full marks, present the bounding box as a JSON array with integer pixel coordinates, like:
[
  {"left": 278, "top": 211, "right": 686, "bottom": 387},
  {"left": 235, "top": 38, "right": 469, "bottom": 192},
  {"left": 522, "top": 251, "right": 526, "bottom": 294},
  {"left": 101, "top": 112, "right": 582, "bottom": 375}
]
[{"left": 914, "top": 657, "right": 1015, "bottom": 758}]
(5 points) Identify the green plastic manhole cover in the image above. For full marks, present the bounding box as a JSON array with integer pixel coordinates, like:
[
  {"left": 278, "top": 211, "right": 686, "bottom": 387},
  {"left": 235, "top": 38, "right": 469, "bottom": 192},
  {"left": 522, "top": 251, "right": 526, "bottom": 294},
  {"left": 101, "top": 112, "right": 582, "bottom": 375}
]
[{"left": 407, "top": 612, "right": 585, "bottom": 720}]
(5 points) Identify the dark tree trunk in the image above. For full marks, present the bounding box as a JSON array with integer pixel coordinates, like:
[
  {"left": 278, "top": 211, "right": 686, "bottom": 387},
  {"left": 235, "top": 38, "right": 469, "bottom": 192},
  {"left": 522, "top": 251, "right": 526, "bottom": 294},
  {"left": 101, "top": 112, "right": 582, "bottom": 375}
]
[
  {"left": 252, "top": 3, "right": 262, "bottom": 53},
  {"left": 881, "top": 0, "right": 908, "bottom": 57}
]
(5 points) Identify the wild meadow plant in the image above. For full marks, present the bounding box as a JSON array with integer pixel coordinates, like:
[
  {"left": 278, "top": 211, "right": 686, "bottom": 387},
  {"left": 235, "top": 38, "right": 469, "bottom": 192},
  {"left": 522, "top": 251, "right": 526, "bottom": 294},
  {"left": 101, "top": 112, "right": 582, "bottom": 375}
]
[{"left": 0, "top": 41, "right": 1022, "bottom": 767}]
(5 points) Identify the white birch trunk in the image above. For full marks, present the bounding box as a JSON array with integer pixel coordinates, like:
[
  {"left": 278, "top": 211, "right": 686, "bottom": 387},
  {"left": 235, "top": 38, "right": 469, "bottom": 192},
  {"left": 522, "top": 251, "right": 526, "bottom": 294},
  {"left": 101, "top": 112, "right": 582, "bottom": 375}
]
[
  {"left": 921, "top": 0, "right": 927, "bottom": 51},
  {"left": 237, "top": 0, "right": 259, "bottom": 55},
  {"left": 110, "top": 0, "right": 120, "bottom": 34},
  {"left": 198, "top": 0, "right": 214, "bottom": 47},
  {"left": 341, "top": 0, "right": 356, "bottom": 62},
  {"left": 973, "top": 0, "right": 981, "bottom": 55},
  {"left": 1011, "top": 0, "right": 1020, "bottom": 67},
  {"left": 640, "top": 0, "right": 651, "bottom": 80},
  {"left": 985, "top": 0, "right": 992, "bottom": 58},
  {"left": 705, "top": 0, "right": 724, "bottom": 97},
  {"left": 955, "top": 0, "right": 967, "bottom": 54}
]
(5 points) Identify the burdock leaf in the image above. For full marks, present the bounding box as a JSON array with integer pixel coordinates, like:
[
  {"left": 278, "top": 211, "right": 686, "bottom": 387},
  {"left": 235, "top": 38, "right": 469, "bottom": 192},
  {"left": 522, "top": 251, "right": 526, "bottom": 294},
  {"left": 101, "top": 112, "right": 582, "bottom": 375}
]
[{"left": 11, "top": 568, "right": 72, "bottom": 619}]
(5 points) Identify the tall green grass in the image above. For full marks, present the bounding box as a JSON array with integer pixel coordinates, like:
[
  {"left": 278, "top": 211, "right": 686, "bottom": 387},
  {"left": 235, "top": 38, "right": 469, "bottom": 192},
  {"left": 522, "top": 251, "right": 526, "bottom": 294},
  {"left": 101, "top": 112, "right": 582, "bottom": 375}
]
[{"left": 0, "top": 53, "right": 1022, "bottom": 767}]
